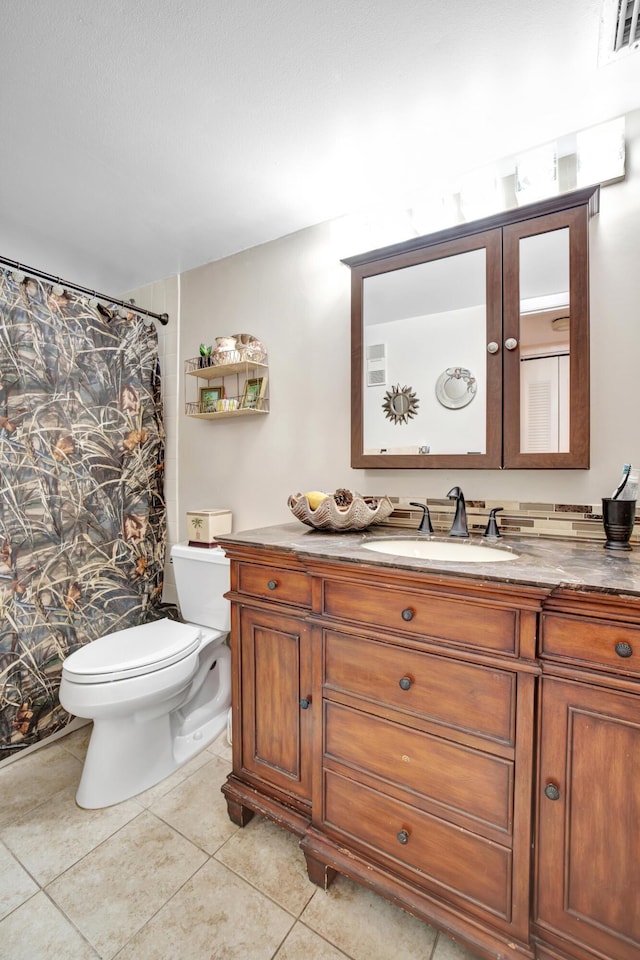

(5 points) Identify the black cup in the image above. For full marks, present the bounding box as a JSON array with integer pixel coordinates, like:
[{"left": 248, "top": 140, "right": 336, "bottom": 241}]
[{"left": 602, "top": 498, "right": 636, "bottom": 551}]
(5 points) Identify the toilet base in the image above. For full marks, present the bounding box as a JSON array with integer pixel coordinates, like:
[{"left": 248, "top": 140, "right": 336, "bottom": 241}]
[
  {"left": 76, "top": 713, "right": 175, "bottom": 808},
  {"left": 74, "top": 644, "right": 232, "bottom": 809}
]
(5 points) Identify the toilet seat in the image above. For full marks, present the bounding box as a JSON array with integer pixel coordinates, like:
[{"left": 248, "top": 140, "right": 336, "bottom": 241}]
[{"left": 62, "top": 619, "right": 204, "bottom": 684}]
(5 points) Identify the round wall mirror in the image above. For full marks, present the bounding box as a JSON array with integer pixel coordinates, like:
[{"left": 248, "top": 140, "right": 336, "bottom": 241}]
[{"left": 435, "top": 367, "right": 477, "bottom": 409}]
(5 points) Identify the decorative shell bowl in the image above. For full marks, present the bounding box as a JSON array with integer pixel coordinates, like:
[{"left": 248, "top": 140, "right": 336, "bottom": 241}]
[{"left": 288, "top": 492, "right": 394, "bottom": 531}]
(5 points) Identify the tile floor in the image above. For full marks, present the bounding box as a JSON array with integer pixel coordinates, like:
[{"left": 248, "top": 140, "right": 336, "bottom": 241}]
[{"left": 0, "top": 726, "right": 482, "bottom": 960}]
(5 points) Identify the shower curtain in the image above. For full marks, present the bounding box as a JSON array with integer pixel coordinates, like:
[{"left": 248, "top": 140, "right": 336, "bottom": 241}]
[{"left": 0, "top": 268, "right": 166, "bottom": 754}]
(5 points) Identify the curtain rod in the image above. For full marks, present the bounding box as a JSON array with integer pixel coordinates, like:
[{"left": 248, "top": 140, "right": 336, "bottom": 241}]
[{"left": 0, "top": 255, "right": 169, "bottom": 325}]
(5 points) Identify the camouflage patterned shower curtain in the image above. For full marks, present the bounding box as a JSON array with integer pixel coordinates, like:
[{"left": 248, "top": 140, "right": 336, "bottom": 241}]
[{"left": 0, "top": 268, "right": 166, "bottom": 754}]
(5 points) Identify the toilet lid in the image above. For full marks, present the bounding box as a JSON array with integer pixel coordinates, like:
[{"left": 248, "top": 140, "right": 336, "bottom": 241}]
[{"left": 62, "top": 619, "right": 203, "bottom": 683}]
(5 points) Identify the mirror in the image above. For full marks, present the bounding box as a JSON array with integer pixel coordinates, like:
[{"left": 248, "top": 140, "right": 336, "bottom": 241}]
[
  {"left": 435, "top": 367, "right": 477, "bottom": 409},
  {"left": 518, "top": 228, "right": 570, "bottom": 453},
  {"left": 346, "top": 186, "right": 598, "bottom": 470},
  {"left": 362, "top": 243, "right": 491, "bottom": 458},
  {"left": 382, "top": 384, "right": 420, "bottom": 424}
]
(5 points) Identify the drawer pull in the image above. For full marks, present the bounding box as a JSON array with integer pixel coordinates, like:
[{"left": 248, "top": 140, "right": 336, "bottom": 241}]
[
  {"left": 401, "top": 608, "right": 414, "bottom": 622},
  {"left": 615, "top": 641, "right": 633, "bottom": 658},
  {"left": 544, "top": 783, "right": 560, "bottom": 801},
  {"left": 267, "top": 579, "right": 278, "bottom": 590},
  {"left": 397, "top": 829, "right": 410, "bottom": 845},
  {"left": 300, "top": 697, "right": 311, "bottom": 710},
  {"left": 399, "top": 676, "right": 412, "bottom": 691}
]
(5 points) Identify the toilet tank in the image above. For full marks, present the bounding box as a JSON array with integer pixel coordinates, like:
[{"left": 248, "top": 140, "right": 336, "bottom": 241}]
[{"left": 170, "top": 543, "right": 231, "bottom": 631}]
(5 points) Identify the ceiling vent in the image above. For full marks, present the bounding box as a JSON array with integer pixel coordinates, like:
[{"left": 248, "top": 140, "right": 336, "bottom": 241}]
[{"left": 599, "top": 0, "right": 640, "bottom": 64}]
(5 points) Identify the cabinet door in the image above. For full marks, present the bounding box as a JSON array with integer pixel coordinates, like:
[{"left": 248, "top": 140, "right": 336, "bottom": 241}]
[
  {"left": 503, "top": 204, "right": 590, "bottom": 468},
  {"left": 238, "top": 605, "right": 312, "bottom": 801},
  {"left": 536, "top": 677, "right": 640, "bottom": 960}
]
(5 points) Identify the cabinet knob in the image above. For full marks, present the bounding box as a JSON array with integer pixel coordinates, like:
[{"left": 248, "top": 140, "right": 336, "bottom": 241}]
[
  {"left": 267, "top": 580, "right": 278, "bottom": 590},
  {"left": 399, "top": 677, "right": 412, "bottom": 691},
  {"left": 401, "top": 608, "right": 414, "bottom": 622},
  {"left": 504, "top": 337, "right": 518, "bottom": 351},
  {"left": 397, "top": 829, "right": 410, "bottom": 845},
  {"left": 487, "top": 341, "right": 500, "bottom": 354},
  {"left": 615, "top": 641, "right": 633, "bottom": 658},
  {"left": 300, "top": 697, "right": 311, "bottom": 710},
  {"left": 544, "top": 783, "right": 560, "bottom": 801}
]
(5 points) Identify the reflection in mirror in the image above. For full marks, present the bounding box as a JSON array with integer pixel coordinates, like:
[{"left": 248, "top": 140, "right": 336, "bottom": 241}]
[
  {"left": 363, "top": 249, "right": 487, "bottom": 456},
  {"left": 382, "top": 384, "right": 420, "bottom": 424},
  {"left": 518, "top": 228, "right": 570, "bottom": 453},
  {"left": 435, "top": 367, "right": 477, "bottom": 409}
]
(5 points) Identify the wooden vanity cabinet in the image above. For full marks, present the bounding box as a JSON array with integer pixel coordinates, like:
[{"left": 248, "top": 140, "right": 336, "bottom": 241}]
[
  {"left": 534, "top": 595, "right": 640, "bottom": 960},
  {"left": 301, "top": 559, "right": 544, "bottom": 960},
  {"left": 221, "top": 547, "right": 314, "bottom": 836},
  {"left": 221, "top": 543, "right": 640, "bottom": 960}
]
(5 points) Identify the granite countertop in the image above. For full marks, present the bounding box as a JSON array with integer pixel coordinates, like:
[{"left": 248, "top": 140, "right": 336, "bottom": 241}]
[{"left": 217, "top": 521, "right": 640, "bottom": 598}]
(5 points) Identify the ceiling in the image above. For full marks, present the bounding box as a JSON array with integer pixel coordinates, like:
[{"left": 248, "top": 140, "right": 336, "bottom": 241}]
[{"left": 1, "top": 0, "right": 639, "bottom": 293}]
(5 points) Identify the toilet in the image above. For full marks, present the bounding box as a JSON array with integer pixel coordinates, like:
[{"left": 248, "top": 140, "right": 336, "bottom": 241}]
[{"left": 59, "top": 543, "right": 232, "bottom": 808}]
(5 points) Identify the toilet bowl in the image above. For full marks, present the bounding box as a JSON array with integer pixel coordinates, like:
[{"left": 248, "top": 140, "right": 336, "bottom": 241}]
[{"left": 59, "top": 544, "right": 232, "bottom": 808}]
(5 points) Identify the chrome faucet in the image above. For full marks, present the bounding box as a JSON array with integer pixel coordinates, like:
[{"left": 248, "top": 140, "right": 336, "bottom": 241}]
[{"left": 447, "top": 486, "right": 469, "bottom": 538}]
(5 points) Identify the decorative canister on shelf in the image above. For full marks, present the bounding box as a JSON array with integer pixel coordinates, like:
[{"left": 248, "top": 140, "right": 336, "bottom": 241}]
[
  {"left": 211, "top": 335, "right": 240, "bottom": 364},
  {"left": 232, "top": 333, "right": 267, "bottom": 363}
]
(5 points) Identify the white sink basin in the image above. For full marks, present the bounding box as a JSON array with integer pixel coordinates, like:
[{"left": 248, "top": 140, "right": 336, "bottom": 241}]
[{"left": 362, "top": 538, "right": 518, "bottom": 563}]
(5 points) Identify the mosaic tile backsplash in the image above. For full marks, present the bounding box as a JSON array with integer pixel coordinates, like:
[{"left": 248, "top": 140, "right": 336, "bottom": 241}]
[{"left": 380, "top": 497, "right": 640, "bottom": 546}]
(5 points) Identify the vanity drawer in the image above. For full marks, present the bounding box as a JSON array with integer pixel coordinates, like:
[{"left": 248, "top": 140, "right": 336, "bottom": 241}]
[
  {"left": 236, "top": 562, "right": 311, "bottom": 608},
  {"left": 541, "top": 614, "right": 640, "bottom": 678},
  {"left": 323, "top": 769, "right": 511, "bottom": 919},
  {"left": 321, "top": 578, "right": 518, "bottom": 655},
  {"left": 324, "top": 630, "right": 515, "bottom": 746},
  {"left": 325, "top": 701, "right": 513, "bottom": 833}
]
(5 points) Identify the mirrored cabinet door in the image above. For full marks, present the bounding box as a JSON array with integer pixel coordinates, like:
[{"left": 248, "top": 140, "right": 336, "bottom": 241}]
[
  {"left": 353, "top": 230, "right": 503, "bottom": 469},
  {"left": 346, "top": 186, "right": 598, "bottom": 471},
  {"left": 503, "top": 205, "right": 590, "bottom": 468}
]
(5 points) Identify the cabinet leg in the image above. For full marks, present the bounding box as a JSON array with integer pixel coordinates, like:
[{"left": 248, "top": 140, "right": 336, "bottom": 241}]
[
  {"left": 225, "top": 796, "right": 255, "bottom": 828},
  {"left": 305, "top": 851, "right": 337, "bottom": 889}
]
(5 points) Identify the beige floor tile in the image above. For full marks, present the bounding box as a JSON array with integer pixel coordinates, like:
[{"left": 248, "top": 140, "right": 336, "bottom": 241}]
[
  {"left": 0, "top": 841, "right": 38, "bottom": 922},
  {"left": 276, "top": 921, "right": 353, "bottom": 960},
  {"left": 207, "top": 730, "right": 232, "bottom": 763},
  {"left": 301, "top": 874, "right": 437, "bottom": 960},
  {"left": 115, "top": 857, "right": 294, "bottom": 960},
  {"left": 1, "top": 785, "right": 143, "bottom": 885},
  {"left": 148, "top": 753, "right": 237, "bottom": 854},
  {"left": 46, "top": 810, "right": 207, "bottom": 959},
  {"left": 59, "top": 723, "right": 93, "bottom": 761},
  {"left": 134, "top": 747, "right": 213, "bottom": 807},
  {"left": 432, "top": 931, "right": 483, "bottom": 960},
  {"left": 0, "top": 743, "right": 83, "bottom": 830},
  {"left": 0, "top": 891, "right": 98, "bottom": 960},
  {"left": 216, "top": 815, "right": 316, "bottom": 915}
]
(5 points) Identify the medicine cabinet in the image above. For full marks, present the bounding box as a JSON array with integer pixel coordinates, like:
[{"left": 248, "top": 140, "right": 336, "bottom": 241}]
[{"left": 345, "top": 186, "right": 599, "bottom": 469}]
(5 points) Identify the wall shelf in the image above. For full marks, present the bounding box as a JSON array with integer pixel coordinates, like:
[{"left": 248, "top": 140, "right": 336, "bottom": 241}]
[{"left": 184, "top": 350, "right": 269, "bottom": 419}]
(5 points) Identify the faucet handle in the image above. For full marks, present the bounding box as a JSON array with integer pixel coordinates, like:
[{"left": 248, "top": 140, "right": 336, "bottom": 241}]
[
  {"left": 484, "top": 507, "right": 503, "bottom": 539},
  {"left": 410, "top": 502, "right": 433, "bottom": 534}
]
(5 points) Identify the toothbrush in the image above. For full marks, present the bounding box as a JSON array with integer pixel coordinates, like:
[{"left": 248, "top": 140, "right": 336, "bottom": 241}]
[{"left": 612, "top": 464, "right": 631, "bottom": 499}]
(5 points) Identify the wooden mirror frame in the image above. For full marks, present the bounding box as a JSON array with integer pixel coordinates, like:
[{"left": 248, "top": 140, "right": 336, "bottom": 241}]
[{"left": 345, "top": 186, "right": 599, "bottom": 470}]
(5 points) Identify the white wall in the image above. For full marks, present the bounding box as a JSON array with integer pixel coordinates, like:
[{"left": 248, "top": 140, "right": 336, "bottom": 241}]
[
  {"left": 124, "top": 276, "right": 180, "bottom": 603},
  {"left": 150, "top": 111, "right": 640, "bottom": 537}
]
